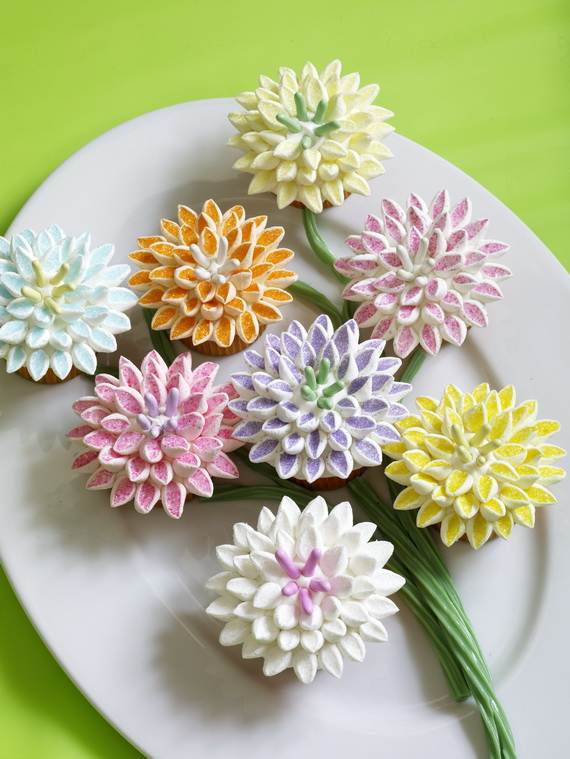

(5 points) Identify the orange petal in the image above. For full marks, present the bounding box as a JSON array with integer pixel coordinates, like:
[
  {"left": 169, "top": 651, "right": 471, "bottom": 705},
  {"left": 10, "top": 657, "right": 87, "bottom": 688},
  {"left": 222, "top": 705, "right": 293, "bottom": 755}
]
[
  {"left": 236, "top": 311, "right": 259, "bottom": 344},
  {"left": 129, "top": 270, "right": 152, "bottom": 288},
  {"left": 174, "top": 247, "right": 195, "bottom": 264},
  {"left": 161, "top": 219, "right": 181, "bottom": 240},
  {"left": 241, "top": 217, "right": 266, "bottom": 242},
  {"left": 200, "top": 227, "right": 218, "bottom": 256},
  {"left": 227, "top": 204, "right": 245, "bottom": 224},
  {"left": 192, "top": 318, "right": 214, "bottom": 345},
  {"left": 251, "top": 245, "right": 268, "bottom": 263},
  {"left": 226, "top": 226, "right": 241, "bottom": 250},
  {"left": 202, "top": 199, "right": 222, "bottom": 225},
  {"left": 225, "top": 297, "right": 246, "bottom": 316},
  {"left": 257, "top": 226, "right": 284, "bottom": 248},
  {"left": 182, "top": 296, "right": 200, "bottom": 316},
  {"left": 221, "top": 211, "right": 239, "bottom": 237},
  {"left": 151, "top": 305, "right": 178, "bottom": 330},
  {"left": 229, "top": 270, "right": 253, "bottom": 290},
  {"left": 137, "top": 235, "right": 163, "bottom": 248},
  {"left": 262, "top": 288, "right": 293, "bottom": 304},
  {"left": 150, "top": 242, "right": 176, "bottom": 264},
  {"left": 251, "top": 263, "right": 273, "bottom": 281},
  {"left": 139, "top": 287, "right": 166, "bottom": 306},
  {"left": 170, "top": 315, "right": 196, "bottom": 340},
  {"left": 196, "top": 280, "right": 216, "bottom": 302},
  {"left": 162, "top": 286, "right": 188, "bottom": 303},
  {"left": 201, "top": 302, "right": 224, "bottom": 320},
  {"left": 266, "top": 268, "right": 298, "bottom": 287},
  {"left": 215, "top": 281, "right": 236, "bottom": 304},
  {"left": 214, "top": 316, "right": 236, "bottom": 348},
  {"left": 180, "top": 225, "right": 198, "bottom": 246},
  {"left": 149, "top": 266, "right": 176, "bottom": 283},
  {"left": 252, "top": 301, "right": 282, "bottom": 323},
  {"left": 129, "top": 251, "right": 159, "bottom": 268},
  {"left": 232, "top": 243, "right": 252, "bottom": 263},
  {"left": 178, "top": 205, "right": 198, "bottom": 228},
  {"left": 267, "top": 248, "right": 295, "bottom": 266},
  {"left": 175, "top": 266, "right": 198, "bottom": 285}
]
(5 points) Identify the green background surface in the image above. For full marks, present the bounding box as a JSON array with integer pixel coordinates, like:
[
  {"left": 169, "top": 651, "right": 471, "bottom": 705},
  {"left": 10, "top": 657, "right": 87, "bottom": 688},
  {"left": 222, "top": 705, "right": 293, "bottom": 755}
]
[{"left": 1, "top": 0, "right": 568, "bottom": 756}]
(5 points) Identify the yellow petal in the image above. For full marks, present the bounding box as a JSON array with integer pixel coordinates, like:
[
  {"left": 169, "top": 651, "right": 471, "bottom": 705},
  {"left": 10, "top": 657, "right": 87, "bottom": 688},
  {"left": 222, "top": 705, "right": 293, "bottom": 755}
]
[
  {"left": 420, "top": 409, "right": 443, "bottom": 432},
  {"left": 534, "top": 420, "right": 561, "bottom": 439},
  {"left": 472, "top": 383, "right": 490, "bottom": 403},
  {"left": 500, "top": 484, "right": 529, "bottom": 507},
  {"left": 525, "top": 484, "right": 557, "bottom": 505},
  {"left": 424, "top": 434, "right": 455, "bottom": 458},
  {"left": 443, "top": 384, "right": 463, "bottom": 407},
  {"left": 511, "top": 400, "right": 537, "bottom": 428},
  {"left": 445, "top": 470, "right": 473, "bottom": 497},
  {"left": 489, "top": 461, "right": 518, "bottom": 482},
  {"left": 513, "top": 464, "right": 539, "bottom": 488},
  {"left": 479, "top": 497, "right": 506, "bottom": 522},
  {"left": 464, "top": 403, "right": 487, "bottom": 433},
  {"left": 489, "top": 411, "right": 511, "bottom": 441},
  {"left": 537, "top": 465, "right": 566, "bottom": 484},
  {"left": 416, "top": 500, "right": 445, "bottom": 527},
  {"left": 485, "top": 390, "right": 500, "bottom": 420},
  {"left": 422, "top": 460, "right": 452, "bottom": 481},
  {"left": 494, "top": 443, "right": 526, "bottom": 463},
  {"left": 498, "top": 385, "right": 516, "bottom": 412},
  {"left": 402, "top": 449, "right": 431, "bottom": 472},
  {"left": 393, "top": 487, "right": 425, "bottom": 511},
  {"left": 416, "top": 396, "right": 438, "bottom": 412},
  {"left": 512, "top": 504, "right": 535, "bottom": 528},
  {"left": 493, "top": 512, "right": 514, "bottom": 539},
  {"left": 454, "top": 491, "right": 479, "bottom": 519},
  {"left": 432, "top": 485, "right": 452, "bottom": 506},
  {"left": 466, "top": 513, "right": 493, "bottom": 549},
  {"left": 440, "top": 513, "right": 465, "bottom": 547},
  {"left": 474, "top": 474, "right": 498, "bottom": 502},
  {"left": 385, "top": 460, "right": 412, "bottom": 485},
  {"left": 403, "top": 428, "right": 427, "bottom": 448},
  {"left": 398, "top": 415, "right": 423, "bottom": 431},
  {"left": 539, "top": 444, "right": 566, "bottom": 459},
  {"left": 382, "top": 442, "right": 407, "bottom": 458},
  {"left": 410, "top": 472, "right": 439, "bottom": 494}
]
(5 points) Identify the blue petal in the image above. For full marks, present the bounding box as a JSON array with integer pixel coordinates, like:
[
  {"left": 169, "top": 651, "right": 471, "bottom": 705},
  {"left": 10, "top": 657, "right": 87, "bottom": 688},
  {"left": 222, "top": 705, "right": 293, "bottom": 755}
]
[
  {"left": 89, "top": 328, "right": 116, "bottom": 353},
  {"left": 27, "top": 349, "right": 50, "bottom": 381},
  {"left": 6, "top": 298, "right": 34, "bottom": 319},
  {"left": 51, "top": 350, "right": 73, "bottom": 380},
  {"left": 2, "top": 272, "right": 25, "bottom": 296},
  {"left": 14, "top": 248, "right": 35, "bottom": 280},
  {"left": 26, "top": 325, "right": 50, "bottom": 348},
  {"left": 106, "top": 287, "right": 137, "bottom": 309},
  {"left": 87, "top": 243, "right": 115, "bottom": 268},
  {"left": 49, "top": 329, "right": 73, "bottom": 350},
  {"left": 0, "top": 320, "right": 27, "bottom": 344},
  {"left": 101, "top": 311, "right": 131, "bottom": 334},
  {"left": 68, "top": 319, "right": 91, "bottom": 340},
  {"left": 72, "top": 342, "right": 97, "bottom": 374},
  {"left": 6, "top": 345, "right": 27, "bottom": 372}
]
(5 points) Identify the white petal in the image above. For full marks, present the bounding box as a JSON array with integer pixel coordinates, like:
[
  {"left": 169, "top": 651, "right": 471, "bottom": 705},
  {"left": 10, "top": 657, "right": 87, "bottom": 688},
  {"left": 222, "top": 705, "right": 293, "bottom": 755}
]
[
  {"left": 292, "top": 650, "right": 318, "bottom": 684},
  {"left": 320, "top": 545, "right": 348, "bottom": 577},
  {"left": 319, "top": 643, "right": 344, "bottom": 679},
  {"left": 241, "top": 635, "right": 267, "bottom": 659},
  {"left": 274, "top": 602, "right": 298, "bottom": 630},
  {"left": 339, "top": 632, "right": 366, "bottom": 662},
  {"left": 373, "top": 569, "right": 406, "bottom": 596},
  {"left": 205, "top": 595, "right": 237, "bottom": 620},
  {"left": 226, "top": 577, "right": 257, "bottom": 600},
  {"left": 322, "top": 618, "right": 347, "bottom": 642},
  {"left": 340, "top": 600, "right": 369, "bottom": 626},
  {"left": 322, "top": 501, "right": 353, "bottom": 543},
  {"left": 253, "top": 582, "right": 283, "bottom": 609},
  {"left": 219, "top": 619, "right": 249, "bottom": 646},
  {"left": 365, "top": 595, "right": 399, "bottom": 619},
  {"left": 278, "top": 629, "right": 300, "bottom": 651},
  {"left": 262, "top": 646, "right": 292, "bottom": 676},
  {"left": 252, "top": 614, "right": 279, "bottom": 643},
  {"left": 360, "top": 619, "right": 388, "bottom": 642},
  {"left": 301, "top": 630, "right": 324, "bottom": 653}
]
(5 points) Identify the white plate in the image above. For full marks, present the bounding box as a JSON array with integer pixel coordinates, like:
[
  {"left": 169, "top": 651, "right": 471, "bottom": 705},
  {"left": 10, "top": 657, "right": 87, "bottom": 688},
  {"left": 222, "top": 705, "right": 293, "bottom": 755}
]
[{"left": 1, "top": 99, "right": 569, "bottom": 759}]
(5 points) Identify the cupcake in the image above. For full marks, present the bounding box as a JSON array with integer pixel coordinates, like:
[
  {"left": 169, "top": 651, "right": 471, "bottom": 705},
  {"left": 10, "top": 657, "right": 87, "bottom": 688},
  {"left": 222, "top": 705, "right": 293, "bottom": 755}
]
[
  {"left": 230, "top": 315, "right": 411, "bottom": 490},
  {"left": 228, "top": 60, "right": 394, "bottom": 213},
  {"left": 336, "top": 190, "right": 512, "bottom": 358},
  {"left": 206, "top": 495, "right": 405, "bottom": 682},
  {"left": 0, "top": 225, "right": 136, "bottom": 383},
  {"left": 68, "top": 350, "right": 242, "bottom": 518},
  {"left": 384, "top": 383, "right": 566, "bottom": 549},
  {"left": 128, "top": 199, "right": 297, "bottom": 356}
]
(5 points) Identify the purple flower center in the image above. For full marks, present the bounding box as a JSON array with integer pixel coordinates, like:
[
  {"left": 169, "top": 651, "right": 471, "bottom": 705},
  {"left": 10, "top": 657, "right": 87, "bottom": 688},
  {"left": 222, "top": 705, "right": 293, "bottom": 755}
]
[
  {"left": 137, "top": 387, "right": 179, "bottom": 438},
  {"left": 275, "top": 548, "right": 332, "bottom": 615}
]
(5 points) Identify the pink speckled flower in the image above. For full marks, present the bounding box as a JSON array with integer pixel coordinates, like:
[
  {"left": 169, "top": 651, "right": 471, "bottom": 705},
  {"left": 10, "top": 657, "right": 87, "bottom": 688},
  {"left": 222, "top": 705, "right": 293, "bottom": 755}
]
[
  {"left": 68, "top": 350, "right": 242, "bottom": 518},
  {"left": 336, "top": 191, "right": 512, "bottom": 358}
]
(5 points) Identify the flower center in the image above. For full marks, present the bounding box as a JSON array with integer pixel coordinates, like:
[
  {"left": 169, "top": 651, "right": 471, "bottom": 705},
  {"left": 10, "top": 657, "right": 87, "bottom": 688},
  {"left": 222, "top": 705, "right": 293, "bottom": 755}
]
[
  {"left": 450, "top": 423, "right": 501, "bottom": 472},
  {"left": 188, "top": 235, "right": 239, "bottom": 285},
  {"left": 275, "top": 548, "right": 332, "bottom": 615},
  {"left": 21, "top": 260, "right": 76, "bottom": 314},
  {"left": 137, "top": 387, "right": 180, "bottom": 438},
  {"left": 276, "top": 93, "right": 340, "bottom": 149},
  {"left": 299, "top": 357, "right": 344, "bottom": 411}
]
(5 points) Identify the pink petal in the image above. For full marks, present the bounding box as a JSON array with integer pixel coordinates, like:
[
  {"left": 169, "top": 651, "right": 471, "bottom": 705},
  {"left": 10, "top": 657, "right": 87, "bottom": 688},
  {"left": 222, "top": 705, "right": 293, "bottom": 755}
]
[
  {"left": 161, "top": 434, "right": 190, "bottom": 455},
  {"left": 218, "top": 425, "right": 242, "bottom": 452},
  {"left": 81, "top": 406, "right": 108, "bottom": 426},
  {"left": 430, "top": 189, "right": 449, "bottom": 219},
  {"left": 354, "top": 302, "right": 380, "bottom": 327},
  {"left": 463, "top": 300, "right": 488, "bottom": 328},
  {"left": 172, "top": 451, "right": 201, "bottom": 476},
  {"left": 141, "top": 438, "right": 163, "bottom": 463},
  {"left": 162, "top": 481, "right": 187, "bottom": 519},
  {"left": 207, "top": 452, "right": 240, "bottom": 479},
  {"left": 100, "top": 412, "right": 130, "bottom": 435},
  {"left": 150, "top": 460, "right": 173, "bottom": 486},
  {"left": 452, "top": 273, "right": 479, "bottom": 288},
  {"left": 95, "top": 373, "right": 119, "bottom": 386},
  {"left": 110, "top": 477, "right": 136, "bottom": 507},
  {"left": 346, "top": 279, "right": 378, "bottom": 298},
  {"left": 362, "top": 231, "right": 388, "bottom": 255},
  {"left": 119, "top": 356, "right": 143, "bottom": 389},
  {"left": 408, "top": 226, "right": 421, "bottom": 256},
  {"left": 345, "top": 235, "right": 365, "bottom": 252},
  {"left": 382, "top": 198, "right": 405, "bottom": 223},
  {"left": 143, "top": 371, "right": 167, "bottom": 407},
  {"left": 481, "top": 263, "right": 512, "bottom": 280},
  {"left": 408, "top": 192, "right": 428, "bottom": 215},
  {"left": 422, "top": 302, "right": 445, "bottom": 324},
  {"left": 190, "top": 362, "right": 219, "bottom": 393},
  {"left": 374, "top": 272, "right": 406, "bottom": 292},
  {"left": 349, "top": 255, "right": 381, "bottom": 273},
  {"left": 394, "top": 326, "right": 419, "bottom": 358},
  {"left": 114, "top": 431, "right": 145, "bottom": 455},
  {"left": 206, "top": 392, "right": 229, "bottom": 414},
  {"left": 86, "top": 468, "right": 115, "bottom": 490},
  {"left": 141, "top": 350, "right": 168, "bottom": 379},
  {"left": 67, "top": 424, "right": 93, "bottom": 439},
  {"left": 72, "top": 396, "right": 99, "bottom": 415},
  {"left": 419, "top": 324, "right": 442, "bottom": 355},
  {"left": 335, "top": 257, "right": 357, "bottom": 275},
  {"left": 425, "top": 278, "right": 447, "bottom": 301},
  {"left": 408, "top": 206, "right": 429, "bottom": 235},
  {"left": 192, "top": 436, "right": 223, "bottom": 462},
  {"left": 83, "top": 429, "right": 116, "bottom": 451},
  {"left": 471, "top": 281, "right": 503, "bottom": 301},
  {"left": 134, "top": 481, "right": 160, "bottom": 513},
  {"left": 179, "top": 393, "right": 206, "bottom": 415},
  {"left": 374, "top": 292, "right": 399, "bottom": 311},
  {"left": 364, "top": 214, "right": 383, "bottom": 233},
  {"left": 176, "top": 412, "right": 205, "bottom": 439},
  {"left": 450, "top": 198, "right": 471, "bottom": 229},
  {"left": 400, "top": 286, "right": 423, "bottom": 306},
  {"left": 433, "top": 211, "right": 450, "bottom": 233},
  {"left": 114, "top": 387, "right": 145, "bottom": 416},
  {"left": 371, "top": 317, "right": 396, "bottom": 340},
  {"left": 379, "top": 250, "right": 405, "bottom": 269},
  {"left": 95, "top": 383, "right": 117, "bottom": 404},
  {"left": 202, "top": 413, "right": 223, "bottom": 437},
  {"left": 72, "top": 450, "right": 99, "bottom": 470},
  {"left": 480, "top": 240, "right": 509, "bottom": 256},
  {"left": 465, "top": 219, "right": 488, "bottom": 239},
  {"left": 428, "top": 229, "right": 445, "bottom": 256},
  {"left": 434, "top": 254, "right": 462, "bottom": 273},
  {"left": 98, "top": 446, "right": 128, "bottom": 470},
  {"left": 442, "top": 290, "right": 463, "bottom": 311},
  {"left": 464, "top": 251, "right": 487, "bottom": 267},
  {"left": 396, "top": 305, "right": 419, "bottom": 325},
  {"left": 384, "top": 215, "right": 405, "bottom": 244},
  {"left": 442, "top": 315, "right": 467, "bottom": 346},
  {"left": 186, "top": 468, "right": 213, "bottom": 498},
  {"left": 167, "top": 352, "right": 192, "bottom": 383},
  {"left": 446, "top": 230, "right": 467, "bottom": 253},
  {"left": 127, "top": 456, "right": 150, "bottom": 482}
]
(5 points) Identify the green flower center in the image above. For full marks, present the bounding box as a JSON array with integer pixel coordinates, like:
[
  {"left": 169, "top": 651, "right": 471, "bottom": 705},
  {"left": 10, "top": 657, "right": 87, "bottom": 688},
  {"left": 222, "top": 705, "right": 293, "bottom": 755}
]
[
  {"left": 300, "top": 358, "right": 344, "bottom": 410},
  {"left": 276, "top": 93, "right": 340, "bottom": 149}
]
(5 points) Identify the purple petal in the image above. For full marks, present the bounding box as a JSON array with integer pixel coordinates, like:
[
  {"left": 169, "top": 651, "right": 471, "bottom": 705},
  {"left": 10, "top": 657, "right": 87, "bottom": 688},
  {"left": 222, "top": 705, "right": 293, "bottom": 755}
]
[
  {"left": 314, "top": 314, "right": 334, "bottom": 336},
  {"left": 250, "top": 439, "right": 279, "bottom": 462},
  {"left": 307, "top": 324, "right": 328, "bottom": 357},
  {"left": 228, "top": 399, "right": 249, "bottom": 416},
  {"left": 282, "top": 332, "right": 302, "bottom": 361},
  {"left": 320, "top": 411, "right": 341, "bottom": 432},
  {"left": 329, "top": 429, "right": 351, "bottom": 450},
  {"left": 282, "top": 432, "right": 304, "bottom": 454},
  {"left": 278, "top": 453, "right": 298, "bottom": 478},
  {"left": 337, "top": 397, "right": 358, "bottom": 414},
  {"left": 356, "top": 349, "right": 376, "bottom": 372},
  {"left": 353, "top": 438, "right": 382, "bottom": 466},
  {"left": 305, "top": 458, "right": 324, "bottom": 483},
  {"left": 347, "top": 376, "right": 369, "bottom": 395},
  {"left": 333, "top": 321, "right": 356, "bottom": 357},
  {"left": 327, "top": 450, "right": 352, "bottom": 478},
  {"left": 252, "top": 372, "right": 273, "bottom": 392},
  {"left": 322, "top": 340, "right": 340, "bottom": 369},
  {"left": 244, "top": 350, "right": 265, "bottom": 370},
  {"left": 371, "top": 373, "right": 391, "bottom": 392},
  {"left": 376, "top": 357, "right": 400, "bottom": 374},
  {"left": 264, "top": 346, "right": 281, "bottom": 373},
  {"left": 287, "top": 321, "right": 306, "bottom": 342},
  {"left": 388, "top": 402, "right": 408, "bottom": 418},
  {"left": 232, "top": 373, "right": 255, "bottom": 393},
  {"left": 267, "top": 379, "right": 293, "bottom": 400},
  {"left": 233, "top": 421, "right": 263, "bottom": 439},
  {"left": 262, "top": 417, "right": 290, "bottom": 435},
  {"left": 307, "top": 430, "right": 325, "bottom": 459},
  {"left": 247, "top": 397, "right": 279, "bottom": 413},
  {"left": 279, "top": 401, "right": 300, "bottom": 420},
  {"left": 279, "top": 355, "right": 303, "bottom": 384},
  {"left": 300, "top": 341, "right": 316, "bottom": 369},
  {"left": 266, "top": 333, "right": 281, "bottom": 350},
  {"left": 360, "top": 398, "right": 388, "bottom": 415},
  {"left": 346, "top": 415, "right": 376, "bottom": 433},
  {"left": 375, "top": 423, "right": 400, "bottom": 443},
  {"left": 389, "top": 382, "right": 411, "bottom": 399}
]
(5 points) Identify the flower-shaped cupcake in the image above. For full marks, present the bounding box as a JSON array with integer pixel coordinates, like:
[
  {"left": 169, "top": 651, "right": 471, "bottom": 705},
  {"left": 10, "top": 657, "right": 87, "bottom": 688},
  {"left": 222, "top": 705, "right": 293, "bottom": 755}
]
[
  {"left": 384, "top": 383, "right": 566, "bottom": 549},
  {"left": 230, "top": 316, "right": 411, "bottom": 485},
  {"left": 336, "top": 191, "right": 512, "bottom": 358},
  {"left": 0, "top": 225, "right": 135, "bottom": 381},
  {"left": 206, "top": 495, "right": 404, "bottom": 682},
  {"left": 128, "top": 200, "right": 297, "bottom": 355},
  {"left": 68, "top": 350, "right": 242, "bottom": 518},
  {"left": 228, "top": 60, "right": 394, "bottom": 213}
]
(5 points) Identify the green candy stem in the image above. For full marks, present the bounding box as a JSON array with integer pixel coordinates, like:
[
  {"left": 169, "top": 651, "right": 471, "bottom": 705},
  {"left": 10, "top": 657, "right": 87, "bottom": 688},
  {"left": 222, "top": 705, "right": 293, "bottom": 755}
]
[
  {"left": 302, "top": 208, "right": 349, "bottom": 285},
  {"left": 288, "top": 281, "right": 344, "bottom": 328},
  {"left": 313, "top": 99, "right": 327, "bottom": 124},
  {"left": 294, "top": 92, "right": 309, "bottom": 122}
]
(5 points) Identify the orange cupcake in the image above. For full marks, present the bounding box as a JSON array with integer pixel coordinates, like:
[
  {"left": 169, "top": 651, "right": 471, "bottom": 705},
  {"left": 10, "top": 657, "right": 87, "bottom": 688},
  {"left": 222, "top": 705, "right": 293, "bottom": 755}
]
[{"left": 128, "top": 200, "right": 298, "bottom": 355}]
